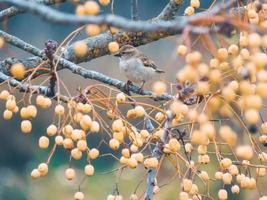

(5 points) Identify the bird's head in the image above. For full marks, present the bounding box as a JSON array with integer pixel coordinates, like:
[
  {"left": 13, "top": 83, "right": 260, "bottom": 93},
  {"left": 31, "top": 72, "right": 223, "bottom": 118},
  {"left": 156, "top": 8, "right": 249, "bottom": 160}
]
[{"left": 114, "top": 45, "right": 138, "bottom": 60}]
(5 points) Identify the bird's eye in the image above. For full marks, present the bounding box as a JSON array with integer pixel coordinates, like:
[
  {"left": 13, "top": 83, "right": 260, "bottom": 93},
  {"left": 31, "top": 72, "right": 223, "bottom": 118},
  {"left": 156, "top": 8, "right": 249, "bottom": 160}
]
[{"left": 121, "top": 52, "right": 126, "bottom": 55}]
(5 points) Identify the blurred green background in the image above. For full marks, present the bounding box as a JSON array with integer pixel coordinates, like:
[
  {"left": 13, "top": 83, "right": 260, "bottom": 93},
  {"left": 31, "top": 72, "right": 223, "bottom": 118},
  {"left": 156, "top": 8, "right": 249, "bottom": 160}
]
[{"left": 0, "top": 0, "right": 266, "bottom": 199}]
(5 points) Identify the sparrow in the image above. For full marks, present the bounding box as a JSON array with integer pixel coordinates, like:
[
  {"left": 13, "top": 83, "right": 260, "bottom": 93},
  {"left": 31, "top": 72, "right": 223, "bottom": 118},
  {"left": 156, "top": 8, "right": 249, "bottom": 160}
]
[{"left": 114, "top": 45, "right": 165, "bottom": 92}]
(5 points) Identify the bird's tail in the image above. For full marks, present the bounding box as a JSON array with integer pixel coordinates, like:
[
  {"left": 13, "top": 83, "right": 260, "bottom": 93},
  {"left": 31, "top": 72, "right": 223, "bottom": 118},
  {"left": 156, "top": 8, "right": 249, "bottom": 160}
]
[{"left": 155, "top": 69, "right": 165, "bottom": 73}]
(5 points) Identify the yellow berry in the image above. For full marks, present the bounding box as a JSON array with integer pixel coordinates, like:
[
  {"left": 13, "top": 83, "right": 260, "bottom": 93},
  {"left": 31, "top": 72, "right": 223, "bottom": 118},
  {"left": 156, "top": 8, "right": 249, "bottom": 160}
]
[
  {"left": 76, "top": 5, "right": 86, "bottom": 16},
  {"left": 99, "top": 0, "right": 110, "bottom": 6},
  {"left": 10, "top": 63, "right": 26, "bottom": 80},
  {"left": 74, "top": 41, "right": 88, "bottom": 57},
  {"left": 190, "top": 0, "right": 200, "bottom": 8},
  {"left": 144, "top": 157, "right": 158, "bottom": 168},
  {"left": 129, "top": 194, "right": 138, "bottom": 200},
  {"left": 90, "top": 121, "right": 100, "bottom": 133},
  {"left": 113, "top": 131, "right": 124, "bottom": 143},
  {"left": 215, "top": 171, "right": 223, "bottom": 180},
  {"left": 71, "top": 148, "right": 82, "bottom": 160},
  {"left": 31, "top": 169, "right": 41, "bottom": 179},
  {"left": 3, "top": 109, "right": 12, "bottom": 120},
  {"left": 127, "top": 157, "right": 138, "bottom": 168},
  {"left": 84, "top": 164, "right": 94, "bottom": 176},
  {"left": 112, "top": 119, "right": 123, "bottom": 132},
  {"left": 236, "top": 145, "right": 254, "bottom": 160},
  {"left": 217, "top": 48, "right": 228, "bottom": 61},
  {"left": 27, "top": 105, "right": 37, "bottom": 118},
  {"left": 220, "top": 158, "right": 232, "bottom": 169},
  {"left": 256, "top": 167, "right": 266, "bottom": 177},
  {"left": 228, "top": 44, "right": 239, "bottom": 56},
  {"left": 155, "top": 112, "right": 165, "bottom": 122},
  {"left": 248, "top": 33, "right": 261, "bottom": 48},
  {"left": 229, "top": 165, "right": 239, "bottom": 176},
  {"left": 39, "top": 136, "right": 49, "bottom": 149},
  {"left": 77, "top": 140, "right": 87, "bottom": 151},
  {"left": 121, "top": 148, "right": 131, "bottom": 159},
  {"left": 107, "top": 195, "right": 116, "bottom": 200},
  {"left": 65, "top": 168, "right": 76, "bottom": 180},
  {"left": 231, "top": 185, "right": 240, "bottom": 194},
  {"left": 152, "top": 81, "right": 167, "bottom": 94},
  {"left": 218, "top": 189, "right": 227, "bottom": 200},
  {"left": 177, "top": 45, "right": 187, "bottom": 56},
  {"left": 21, "top": 120, "right": 32, "bottom": 133},
  {"left": 182, "top": 179, "right": 192, "bottom": 192},
  {"left": 222, "top": 172, "right": 232, "bottom": 184},
  {"left": 0, "top": 37, "right": 5, "bottom": 48},
  {"left": 179, "top": 192, "right": 189, "bottom": 200},
  {"left": 38, "top": 163, "right": 48, "bottom": 176},
  {"left": 199, "top": 171, "right": 209, "bottom": 182},
  {"left": 47, "top": 124, "right": 57, "bottom": 136},
  {"left": 63, "top": 138, "right": 74, "bottom": 149},
  {"left": 55, "top": 104, "right": 65, "bottom": 116},
  {"left": 244, "top": 109, "right": 259, "bottom": 124},
  {"left": 74, "top": 192, "right": 85, "bottom": 200},
  {"left": 134, "top": 105, "right": 145, "bottom": 117},
  {"left": 108, "top": 41, "right": 119, "bottom": 53},
  {"left": 168, "top": 138, "right": 181, "bottom": 152},
  {"left": 116, "top": 92, "right": 126, "bottom": 103},
  {"left": 6, "top": 99, "right": 16, "bottom": 111},
  {"left": 84, "top": 1, "right": 100, "bottom": 15},
  {"left": 132, "top": 153, "right": 144, "bottom": 163},
  {"left": 86, "top": 24, "right": 101, "bottom": 36},
  {"left": 0, "top": 90, "right": 10, "bottom": 100},
  {"left": 109, "top": 138, "right": 120, "bottom": 150},
  {"left": 127, "top": 109, "right": 137, "bottom": 119},
  {"left": 20, "top": 107, "right": 29, "bottom": 119},
  {"left": 219, "top": 126, "right": 237, "bottom": 147},
  {"left": 184, "top": 6, "right": 194, "bottom": 16},
  {"left": 88, "top": 148, "right": 99, "bottom": 159},
  {"left": 55, "top": 135, "right": 63, "bottom": 145}
]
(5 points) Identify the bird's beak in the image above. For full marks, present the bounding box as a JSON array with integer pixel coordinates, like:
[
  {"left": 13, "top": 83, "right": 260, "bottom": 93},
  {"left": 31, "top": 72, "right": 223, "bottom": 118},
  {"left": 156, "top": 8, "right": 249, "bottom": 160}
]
[{"left": 114, "top": 52, "right": 121, "bottom": 57}]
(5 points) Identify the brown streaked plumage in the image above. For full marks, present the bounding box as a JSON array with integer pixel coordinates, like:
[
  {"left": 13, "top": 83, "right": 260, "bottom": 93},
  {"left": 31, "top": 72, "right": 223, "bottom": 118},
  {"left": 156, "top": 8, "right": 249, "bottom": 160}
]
[{"left": 114, "top": 45, "right": 165, "bottom": 88}]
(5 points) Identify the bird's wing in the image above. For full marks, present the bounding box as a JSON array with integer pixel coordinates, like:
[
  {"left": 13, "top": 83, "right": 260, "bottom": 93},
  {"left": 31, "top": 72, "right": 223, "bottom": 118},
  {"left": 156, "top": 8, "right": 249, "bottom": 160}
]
[{"left": 137, "top": 53, "right": 165, "bottom": 73}]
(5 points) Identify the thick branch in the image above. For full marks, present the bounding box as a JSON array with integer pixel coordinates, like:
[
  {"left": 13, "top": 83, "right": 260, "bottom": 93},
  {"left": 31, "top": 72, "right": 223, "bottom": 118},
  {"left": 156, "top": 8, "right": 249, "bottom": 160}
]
[
  {"left": 145, "top": 115, "right": 173, "bottom": 200},
  {"left": 0, "top": 30, "right": 46, "bottom": 58},
  {"left": 156, "top": 0, "right": 184, "bottom": 21},
  {"left": 4, "top": 0, "right": 190, "bottom": 32},
  {"left": 0, "top": 71, "right": 51, "bottom": 96},
  {"left": 0, "top": 0, "right": 66, "bottom": 21}
]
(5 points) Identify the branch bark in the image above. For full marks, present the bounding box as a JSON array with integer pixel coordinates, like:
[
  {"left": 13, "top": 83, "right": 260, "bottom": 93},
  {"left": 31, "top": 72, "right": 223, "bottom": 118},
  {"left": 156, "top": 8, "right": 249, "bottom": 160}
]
[
  {"left": 130, "top": 0, "right": 139, "bottom": 21},
  {"left": 0, "top": 0, "right": 66, "bottom": 21},
  {"left": 144, "top": 115, "right": 173, "bottom": 200}
]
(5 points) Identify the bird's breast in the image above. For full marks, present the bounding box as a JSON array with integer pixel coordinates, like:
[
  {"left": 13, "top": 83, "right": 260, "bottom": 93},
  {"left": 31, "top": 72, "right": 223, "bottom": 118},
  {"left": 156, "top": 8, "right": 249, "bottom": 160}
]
[{"left": 119, "top": 58, "right": 155, "bottom": 83}]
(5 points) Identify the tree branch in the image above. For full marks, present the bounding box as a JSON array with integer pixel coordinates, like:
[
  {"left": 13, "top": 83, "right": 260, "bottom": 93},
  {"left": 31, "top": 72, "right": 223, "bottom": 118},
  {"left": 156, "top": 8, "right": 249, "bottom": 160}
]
[
  {"left": 4, "top": 0, "right": 190, "bottom": 32},
  {"left": 0, "top": 71, "right": 51, "bottom": 96},
  {"left": 0, "top": 30, "right": 46, "bottom": 58},
  {"left": 144, "top": 115, "right": 173, "bottom": 200},
  {"left": 130, "top": 0, "right": 139, "bottom": 21},
  {"left": 0, "top": 0, "right": 66, "bottom": 21},
  {"left": 156, "top": 0, "right": 184, "bottom": 21}
]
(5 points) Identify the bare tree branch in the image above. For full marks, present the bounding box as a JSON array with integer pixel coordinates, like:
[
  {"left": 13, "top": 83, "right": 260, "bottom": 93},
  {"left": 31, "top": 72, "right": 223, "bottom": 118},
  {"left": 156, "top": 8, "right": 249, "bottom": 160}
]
[
  {"left": 0, "top": 30, "right": 46, "bottom": 58},
  {"left": 0, "top": 0, "right": 66, "bottom": 21},
  {"left": 156, "top": 0, "right": 184, "bottom": 21},
  {"left": 0, "top": 71, "right": 51, "bottom": 96},
  {"left": 130, "top": 0, "right": 139, "bottom": 21},
  {"left": 4, "top": 0, "right": 191, "bottom": 32},
  {"left": 145, "top": 115, "right": 173, "bottom": 200}
]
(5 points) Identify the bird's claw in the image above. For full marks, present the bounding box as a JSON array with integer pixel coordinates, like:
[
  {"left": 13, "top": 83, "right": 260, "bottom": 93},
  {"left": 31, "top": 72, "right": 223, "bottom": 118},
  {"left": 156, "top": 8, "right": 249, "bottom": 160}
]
[{"left": 124, "top": 80, "right": 133, "bottom": 94}]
